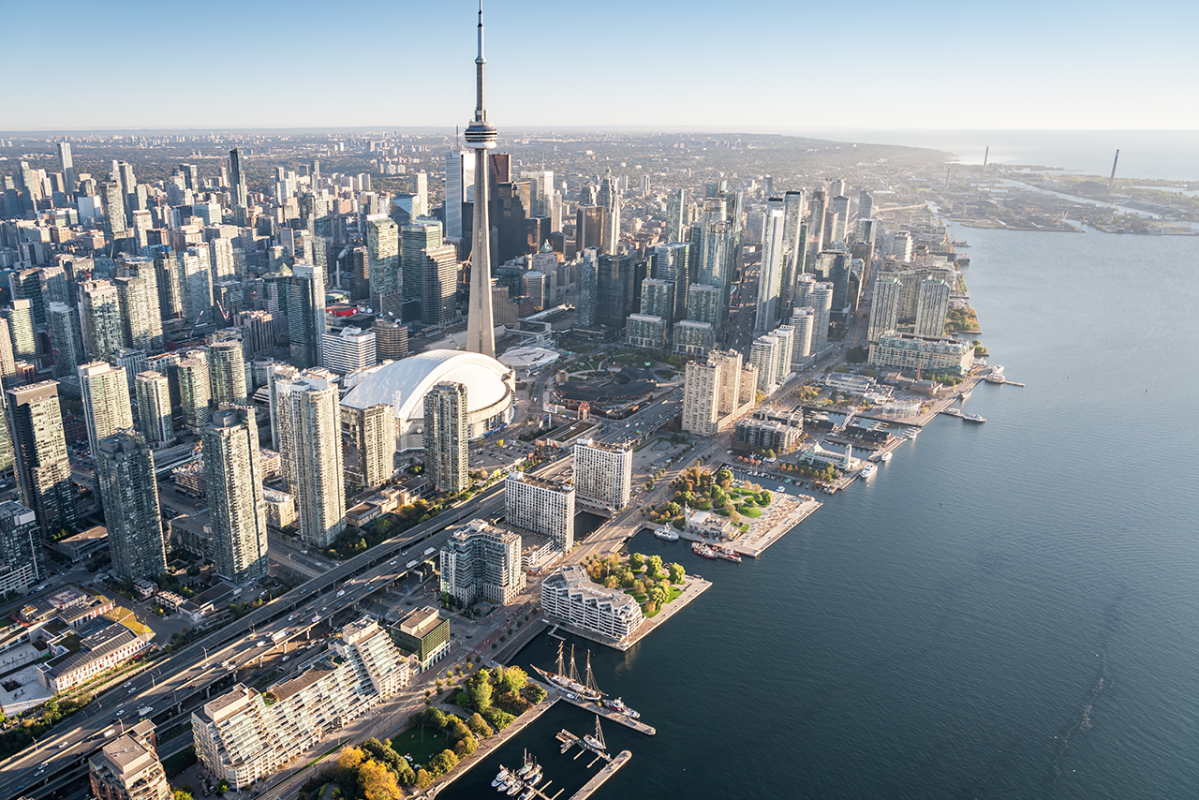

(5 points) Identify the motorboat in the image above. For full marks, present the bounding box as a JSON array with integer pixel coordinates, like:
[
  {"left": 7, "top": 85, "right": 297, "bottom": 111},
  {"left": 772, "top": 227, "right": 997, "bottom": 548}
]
[
  {"left": 654, "top": 526, "right": 680, "bottom": 542},
  {"left": 859, "top": 463, "right": 877, "bottom": 478}
]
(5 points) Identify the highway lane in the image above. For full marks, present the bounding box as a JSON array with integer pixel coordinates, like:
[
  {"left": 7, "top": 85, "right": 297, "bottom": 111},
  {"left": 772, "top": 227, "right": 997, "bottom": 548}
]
[{"left": 0, "top": 483, "right": 515, "bottom": 800}]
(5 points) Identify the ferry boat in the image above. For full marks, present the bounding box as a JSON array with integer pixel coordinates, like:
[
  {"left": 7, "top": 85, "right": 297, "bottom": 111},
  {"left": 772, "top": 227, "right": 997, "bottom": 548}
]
[
  {"left": 531, "top": 643, "right": 603, "bottom": 702},
  {"left": 711, "top": 545, "right": 742, "bottom": 563},
  {"left": 963, "top": 414, "right": 986, "bottom": 423},
  {"left": 605, "top": 696, "right": 641, "bottom": 719},
  {"left": 654, "top": 525, "right": 680, "bottom": 542},
  {"left": 859, "top": 463, "right": 877, "bottom": 478},
  {"left": 692, "top": 542, "right": 719, "bottom": 559}
]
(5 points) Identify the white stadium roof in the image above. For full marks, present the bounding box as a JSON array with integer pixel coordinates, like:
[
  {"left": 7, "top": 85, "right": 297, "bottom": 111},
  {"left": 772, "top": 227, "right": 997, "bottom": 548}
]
[{"left": 340, "top": 349, "right": 512, "bottom": 422}]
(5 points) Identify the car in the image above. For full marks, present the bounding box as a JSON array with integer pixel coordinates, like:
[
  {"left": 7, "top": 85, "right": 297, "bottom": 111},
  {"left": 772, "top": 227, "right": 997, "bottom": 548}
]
[
  {"left": 282, "top": 656, "right": 290, "bottom": 662},
  {"left": 777, "top": 486, "right": 786, "bottom": 492},
  {"left": 57, "top": 742, "right": 67, "bottom": 749},
  {"left": 115, "top": 709, "right": 126, "bottom": 717}
]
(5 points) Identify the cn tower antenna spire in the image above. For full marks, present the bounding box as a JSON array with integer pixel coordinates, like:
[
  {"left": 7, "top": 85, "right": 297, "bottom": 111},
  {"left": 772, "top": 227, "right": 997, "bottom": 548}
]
[{"left": 464, "top": 0, "right": 499, "bottom": 358}]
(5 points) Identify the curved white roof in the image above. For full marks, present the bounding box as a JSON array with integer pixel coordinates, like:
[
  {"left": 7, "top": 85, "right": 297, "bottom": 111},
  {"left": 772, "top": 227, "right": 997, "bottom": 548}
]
[
  {"left": 499, "top": 346, "right": 559, "bottom": 370},
  {"left": 341, "top": 349, "right": 511, "bottom": 422}
]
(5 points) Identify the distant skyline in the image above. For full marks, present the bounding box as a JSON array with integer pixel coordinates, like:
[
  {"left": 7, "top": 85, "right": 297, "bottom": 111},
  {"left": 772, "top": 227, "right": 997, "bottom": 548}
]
[{"left": 2, "top": 0, "right": 1196, "bottom": 132}]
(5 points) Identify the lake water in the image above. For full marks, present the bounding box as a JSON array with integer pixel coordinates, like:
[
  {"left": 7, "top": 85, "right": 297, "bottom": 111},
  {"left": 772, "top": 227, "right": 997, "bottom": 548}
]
[{"left": 439, "top": 225, "right": 1199, "bottom": 799}]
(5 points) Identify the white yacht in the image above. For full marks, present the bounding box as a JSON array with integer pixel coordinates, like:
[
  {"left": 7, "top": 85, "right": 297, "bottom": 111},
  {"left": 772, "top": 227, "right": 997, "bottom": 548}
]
[{"left": 859, "top": 463, "right": 878, "bottom": 478}]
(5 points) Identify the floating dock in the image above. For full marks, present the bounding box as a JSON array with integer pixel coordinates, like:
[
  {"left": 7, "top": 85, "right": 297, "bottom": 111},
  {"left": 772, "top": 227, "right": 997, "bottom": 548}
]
[
  {"left": 560, "top": 693, "right": 656, "bottom": 735},
  {"left": 567, "top": 750, "right": 632, "bottom": 800}
]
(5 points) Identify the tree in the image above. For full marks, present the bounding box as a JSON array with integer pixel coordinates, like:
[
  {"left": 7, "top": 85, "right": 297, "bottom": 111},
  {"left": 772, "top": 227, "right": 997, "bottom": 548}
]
[
  {"left": 500, "top": 665, "right": 528, "bottom": 694},
  {"left": 455, "top": 690, "right": 470, "bottom": 707},
  {"left": 618, "top": 568, "right": 636, "bottom": 588},
  {"left": 759, "top": 490, "right": 773, "bottom": 505},
  {"left": 467, "top": 712, "right": 494, "bottom": 738},
  {"left": 358, "top": 759, "right": 403, "bottom": 800},
  {"left": 395, "top": 759, "right": 415, "bottom": 786},
  {"left": 415, "top": 769, "right": 433, "bottom": 789},
  {"left": 646, "top": 554, "right": 664, "bottom": 578},
  {"left": 729, "top": 510, "right": 742, "bottom": 525},
  {"left": 456, "top": 733, "right": 477, "bottom": 756},
  {"left": 603, "top": 575, "right": 619, "bottom": 589},
  {"left": 470, "top": 677, "right": 493, "bottom": 710},
  {"left": 629, "top": 552, "right": 645, "bottom": 571},
  {"left": 668, "top": 562, "right": 686, "bottom": 584},
  {"left": 428, "top": 749, "right": 459, "bottom": 776},
  {"left": 174, "top": 790, "right": 194, "bottom": 800},
  {"left": 339, "top": 746, "right": 366, "bottom": 774}
]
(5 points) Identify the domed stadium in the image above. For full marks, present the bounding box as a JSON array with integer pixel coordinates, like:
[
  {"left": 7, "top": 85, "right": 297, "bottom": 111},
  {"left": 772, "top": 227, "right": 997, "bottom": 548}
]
[{"left": 341, "top": 350, "right": 515, "bottom": 451}]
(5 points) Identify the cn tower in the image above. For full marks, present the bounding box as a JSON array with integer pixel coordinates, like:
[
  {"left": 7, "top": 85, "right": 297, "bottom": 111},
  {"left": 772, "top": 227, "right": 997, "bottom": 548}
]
[{"left": 464, "top": 2, "right": 498, "bottom": 358}]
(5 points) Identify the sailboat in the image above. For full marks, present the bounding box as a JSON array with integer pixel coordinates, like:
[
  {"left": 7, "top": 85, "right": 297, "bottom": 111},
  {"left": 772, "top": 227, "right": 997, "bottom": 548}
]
[
  {"left": 530, "top": 642, "right": 603, "bottom": 701},
  {"left": 583, "top": 716, "right": 608, "bottom": 753}
]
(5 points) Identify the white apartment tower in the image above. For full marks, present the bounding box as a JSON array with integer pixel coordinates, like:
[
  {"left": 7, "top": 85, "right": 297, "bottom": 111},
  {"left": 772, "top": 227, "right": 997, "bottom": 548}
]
[
  {"left": 439, "top": 519, "right": 525, "bottom": 606},
  {"left": 573, "top": 438, "right": 632, "bottom": 512},
  {"left": 505, "top": 471, "right": 574, "bottom": 552}
]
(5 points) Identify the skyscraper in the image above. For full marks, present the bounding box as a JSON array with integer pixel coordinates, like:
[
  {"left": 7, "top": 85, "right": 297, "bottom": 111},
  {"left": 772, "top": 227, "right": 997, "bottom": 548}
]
[
  {"left": 914, "top": 279, "right": 951, "bottom": 338},
  {"left": 3, "top": 299, "right": 36, "bottom": 362},
  {"left": 575, "top": 248, "right": 598, "bottom": 328},
  {"left": 8, "top": 381, "right": 76, "bottom": 537},
  {"left": 424, "top": 381, "right": 468, "bottom": 493},
  {"left": 596, "top": 171, "right": 621, "bottom": 254},
  {"left": 95, "top": 432, "right": 165, "bottom": 581},
  {"left": 273, "top": 373, "right": 345, "bottom": 548},
  {"left": 208, "top": 339, "right": 248, "bottom": 405},
  {"left": 46, "top": 302, "right": 83, "bottom": 379},
  {"left": 868, "top": 276, "right": 903, "bottom": 343},
  {"left": 113, "top": 274, "right": 160, "bottom": 353},
  {"left": 79, "top": 280, "right": 124, "bottom": 362},
  {"left": 367, "top": 215, "right": 400, "bottom": 318},
  {"left": 0, "top": 501, "right": 45, "bottom": 594},
  {"left": 665, "top": 188, "right": 686, "bottom": 243},
  {"left": 79, "top": 362, "right": 133, "bottom": 458},
  {"left": 57, "top": 142, "right": 75, "bottom": 194},
  {"left": 229, "top": 148, "right": 248, "bottom": 224},
  {"left": 136, "top": 371, "right": 174, "bottom": 447},
  {"left": 756, "top": 206, "right": 786, "bottom": 334},
  {"left": 651, "top": 242, "right": 690, "bottom": 324},
  {"left": 0, "top": 318, "right": 16, "bottom": 388},
  {"left": 175, "top": 354, "right": 212, "bottom": 430},
  {"left": 444, "top": 150, "right": 472, "bottom": 239},
  {"left": 203, "top": 407, "right": 268, "bottom": 584},
  {"left": 345, "top": 404, "right": 395, "bottom": 490},
  {"left": 789, "top": 306, "right": 815, "bottom": 366},
  {"left": 464, "top": 5, "right": 498, "bottom": 358},
  {"left": 103, "top": 183, "right": 127, "bottom": 239},
  {"left": 596, "top": 253, "right": 635, "bottom": 331}
]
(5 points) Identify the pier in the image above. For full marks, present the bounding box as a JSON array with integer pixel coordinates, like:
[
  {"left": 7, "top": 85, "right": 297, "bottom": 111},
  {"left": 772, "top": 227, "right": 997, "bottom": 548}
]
[
  {"left": 560, "top": 693, "right": 656, "bottom": 735},
  {"left": 566, "top": 750, "right": 632, "bottom": 800}
]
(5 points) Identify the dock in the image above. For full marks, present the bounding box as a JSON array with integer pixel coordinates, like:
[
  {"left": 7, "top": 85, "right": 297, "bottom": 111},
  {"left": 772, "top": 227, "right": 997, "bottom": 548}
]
[
  {"left": 560, "top": 693, "right": 656, "bottom": 735},
  {"left": 567, "top": 750, "right": 632, "bottom": 800}
]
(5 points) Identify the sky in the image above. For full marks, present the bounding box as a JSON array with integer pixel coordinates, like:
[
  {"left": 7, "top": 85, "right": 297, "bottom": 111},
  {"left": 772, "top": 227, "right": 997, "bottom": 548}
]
[{"left": 1, "top": 0, "right": 1196, "bottom": 133}]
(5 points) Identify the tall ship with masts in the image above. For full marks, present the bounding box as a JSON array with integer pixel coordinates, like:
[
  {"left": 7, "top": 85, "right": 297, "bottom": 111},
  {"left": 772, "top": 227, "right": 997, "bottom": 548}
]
[{"left": 532, "top": 642, "right": 603, "bottom": 701}]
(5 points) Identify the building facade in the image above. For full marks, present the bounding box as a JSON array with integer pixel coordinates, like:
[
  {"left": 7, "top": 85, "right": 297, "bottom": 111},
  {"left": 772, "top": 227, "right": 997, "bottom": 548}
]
[
  {"left": 573, "top": 439, "right": 632, "bottom": 512},
  {"left": 439, "top": 519, "right": 525, "bottom": 606},
  {"left": 424, "top": 381, "right": 468, "bottom": 493},
  {"left": 541, "top": 565, "right": 644, "bottom": 642},
  {"left": 95, "top": 433, "right": 165, "bottom": 581},
  {"left": 505, "top": 471, "right": 574, "bottom": 552},
  {"left": 8, "top": 381, "right": 76, "bottom": 536},
  {"left": 202, "top": 408, "right": 268, "bottom": 584},
  {"left": 869, "top": 333, "right": 974, "bottom": 376}
]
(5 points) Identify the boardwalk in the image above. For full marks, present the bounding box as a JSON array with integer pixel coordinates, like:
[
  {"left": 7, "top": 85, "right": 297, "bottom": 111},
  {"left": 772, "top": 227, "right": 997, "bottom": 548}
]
[{"left": 568, "top": 750, "right": 632, "bottom": 800}]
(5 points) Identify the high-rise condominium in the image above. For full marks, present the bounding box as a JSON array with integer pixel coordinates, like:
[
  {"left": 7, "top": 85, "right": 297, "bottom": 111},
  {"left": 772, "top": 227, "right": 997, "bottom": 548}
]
[
  {"left": 273, "top": 373, "right": 345, "bottom": 548},
  {"left": 4, "top": 299, "right": 36, "bottom": 361},
  {"left": 345, "top": 403, "right": 395, "bottom": 490},
  {"left": 914, "top": 279, "right": 951, "bottom": 338},
  {"left": 136, "top": 371, "right": 174, "bottom": 447},
  {"left": 424, "top": 382, "right": 468, "bottom": 493},
  {"left": 208, "top": 339, "right": 248, "bottom": 404},
  {"left": 79, "top": 280, "right": 123, "bottom": 362},
  {"left": 868, "top": 276, "right": 903, "bottom": 343},
  {"left": 96, "top": 432, "right": 165, "bottom": 581},
  {"left": 573, "top": 439, "right": 632, "bottom": 512},
  {"left": 203, "top": 407, "right": 268, "bottom": 584},
  {"left": 756, "top": 206, "right": 786, "bottom": 334},
  {"left": 79, "top": 362, "right": 133, "bottom": 457},
  {"left": 0, "top": 501, "right": 45, "bottom": 594},
  {"left": 8, "top": 381, "right": 75, "bottom": 536},
  {"left": 505, "top": 471, "right": 574, "bottom": 552}
]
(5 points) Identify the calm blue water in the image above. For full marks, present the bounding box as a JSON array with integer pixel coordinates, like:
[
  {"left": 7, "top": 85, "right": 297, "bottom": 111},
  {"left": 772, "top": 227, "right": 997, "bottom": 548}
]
[{"left": 441, "top": 226, "right": 1199, "bottom": 799}]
